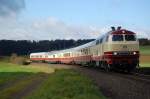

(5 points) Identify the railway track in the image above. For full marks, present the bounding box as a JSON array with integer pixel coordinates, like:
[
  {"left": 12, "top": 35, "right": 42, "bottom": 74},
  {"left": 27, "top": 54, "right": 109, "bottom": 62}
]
[
  {"left": 79, "top": 66, "right": 150, "bottom": 83},
  {"left": 129, "top": 72, "right": 150, "bottom": 83},
  {"left": 110, "top": 72, "right": 150, "bottom": 84}
]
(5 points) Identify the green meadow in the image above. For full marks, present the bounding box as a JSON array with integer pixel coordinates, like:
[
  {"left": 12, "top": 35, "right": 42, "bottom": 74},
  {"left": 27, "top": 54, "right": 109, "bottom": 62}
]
[
  {"left": 140, "top": 45, "right": 150, "bottom": 55},
  {"left": 139, "top": 45, "right": 150, "bottom": 67},
  {"left": 0, "top": 62, "right": 106, "bottom": 99}
]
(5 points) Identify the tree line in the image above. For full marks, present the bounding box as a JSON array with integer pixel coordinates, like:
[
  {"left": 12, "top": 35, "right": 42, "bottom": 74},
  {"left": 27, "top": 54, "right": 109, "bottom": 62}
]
[
  {"left": 0, "top": 38, "right": 149, "bottom": 56},
  {"left": 139, "top": 38, "right": 150, "bottom": 45},
  {"left": 0, "top": 39, "right": 94, "bottom": 56}
]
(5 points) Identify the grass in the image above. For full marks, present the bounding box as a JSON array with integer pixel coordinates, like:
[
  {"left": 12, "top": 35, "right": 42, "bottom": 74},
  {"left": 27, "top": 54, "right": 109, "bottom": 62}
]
[
  {"left": 26, "top": 69, "right": 106, "bottom": 99},
  {"left": 0, "top": 62, "right": 38, "bottom": 86},
  {"left": 0, "top": 62, "right": 106, "bottom": 99},
  {"left": 140, "top": 45, "right": 150, "bottom": 55},
  {"left": 0, "top": 62, "right": 50, "bottom": 99},
  {"left": 0, "top": 62, "right": 55, "bottom": 73},
  {"left": 0, "top": 73, "right": 44, "bottom": 99},
  {"left": 139, "top": 45, "right": 150, "bottom": 67},
  {"left": 140, "top": 63, "right": 150, "bottom": 68}
]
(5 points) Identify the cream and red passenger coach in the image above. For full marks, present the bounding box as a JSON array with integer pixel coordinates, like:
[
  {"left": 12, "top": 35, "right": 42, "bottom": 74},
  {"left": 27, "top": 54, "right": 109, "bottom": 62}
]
[{"left": 30, "top": 27, "right": 139, "bottom": 72}]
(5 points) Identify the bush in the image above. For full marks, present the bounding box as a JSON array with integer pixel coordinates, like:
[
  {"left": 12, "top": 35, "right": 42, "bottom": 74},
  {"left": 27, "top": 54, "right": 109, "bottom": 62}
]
[
  {"left": 9, "top": 53, "right": 30, "bottom": 65},
  {"left": 22, "top": 60, "right": 31, "bottom": 65}
]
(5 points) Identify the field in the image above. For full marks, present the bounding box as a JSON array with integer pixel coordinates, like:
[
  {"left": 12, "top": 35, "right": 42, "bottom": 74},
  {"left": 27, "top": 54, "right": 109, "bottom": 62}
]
[
  {"left": 0, "top": 62, "right": 106, "bottom": 99},
  {"left": 140, "top": 45, "right": 150, "bottom": 55},
  {"left": 139, "top": 46, "right": 150, "bottom": 67}
]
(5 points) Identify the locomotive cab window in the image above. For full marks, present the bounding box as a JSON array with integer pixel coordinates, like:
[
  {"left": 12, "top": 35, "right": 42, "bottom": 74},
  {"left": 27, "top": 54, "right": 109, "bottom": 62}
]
[
  {"left": 125, "top": 35, "right": 136, "bottom": 41},
  {"left": 112, "top": 35, "right": 123, "bottom": 41}
]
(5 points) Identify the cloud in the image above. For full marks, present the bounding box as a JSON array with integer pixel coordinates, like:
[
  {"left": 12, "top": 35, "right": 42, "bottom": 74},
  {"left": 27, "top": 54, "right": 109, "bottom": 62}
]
[
  {"left": 0, "top": 0, "right": 149, "bottom": 40},
  {"left": 0, "top": 17, "right": 105, "bottom": 40},
  {"left": 130, "top": 28, "right": 150, "bottom": 39},
  {"left": 0, "top": 16, "right": 149, "bottom": 40},
  {"left": 29, "top": 17, "right": 104, "bottom": 40},
  {"left": 0, "top": 0, "right": 25, "bottom": 17}
]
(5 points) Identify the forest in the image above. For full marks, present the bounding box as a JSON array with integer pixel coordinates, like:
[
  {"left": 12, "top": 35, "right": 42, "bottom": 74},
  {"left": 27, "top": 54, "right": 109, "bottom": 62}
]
[
  {"left": 0, "top": 38, "right": 149, "bottom": 56},
  {"left": 0, "top": 39, "right": 94, "bottom": 56}
]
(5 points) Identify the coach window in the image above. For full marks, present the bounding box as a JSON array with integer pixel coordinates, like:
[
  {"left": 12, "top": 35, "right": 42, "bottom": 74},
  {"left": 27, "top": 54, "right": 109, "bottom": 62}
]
[
  {"left": 83, "top": 49, "right": 85, "bottom": 55},
  {"left": 88, "top": 48, "right": 90, "bottom": 55},
  {"left": 68, "top": 53, "right": 70, "bottom": 57},
  {"left": 85, "top": 49, "right": 88, "bottom": 55}
]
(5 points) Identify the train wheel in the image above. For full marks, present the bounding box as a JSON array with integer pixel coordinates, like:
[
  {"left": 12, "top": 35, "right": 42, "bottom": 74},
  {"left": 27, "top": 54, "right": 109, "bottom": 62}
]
[
  {"left": 103, "top": 62, "right": 111, "bottom": 72},
  {"left": 88, "top": 61, "right": 96, "bottom": 67},
  {"left": 106, "top": 64, "right": 111, "bottom": 72},
  {"left": 105, "top": 63, "right": 112, "bottom": 72},
  {"left": 126, "top": 65, "right": 137, "bottom": 73}
]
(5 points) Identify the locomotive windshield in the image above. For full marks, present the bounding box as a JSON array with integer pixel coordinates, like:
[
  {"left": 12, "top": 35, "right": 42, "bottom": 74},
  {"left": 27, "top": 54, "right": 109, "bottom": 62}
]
[
  {"left": 112, "top": 35, "right": 123, "bottom": 41},
  {"left": 112, "top": 34, "right": 136, "bottom": 41},
  {"left": 125, "top": 35, "right": 136, "bottom": 41}
]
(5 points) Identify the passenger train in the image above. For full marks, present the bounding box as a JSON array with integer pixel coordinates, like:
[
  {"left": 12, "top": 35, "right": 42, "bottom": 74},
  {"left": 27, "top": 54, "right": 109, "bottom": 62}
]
[{"left": 30, "top": 27, "right": 140, "bottom": 72}]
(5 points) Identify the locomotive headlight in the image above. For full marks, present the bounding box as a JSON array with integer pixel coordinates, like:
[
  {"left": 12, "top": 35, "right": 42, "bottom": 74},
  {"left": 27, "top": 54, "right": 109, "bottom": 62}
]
[
  {"left": 133, "top": 51, "right": 136, "bottom": 55},
  {"left": 113, "top": 52, "right": 117, "bottom": 55}
]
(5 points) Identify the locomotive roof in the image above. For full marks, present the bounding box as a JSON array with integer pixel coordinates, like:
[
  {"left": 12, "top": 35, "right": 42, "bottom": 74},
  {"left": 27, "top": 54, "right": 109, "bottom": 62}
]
[{"left": 96, "top": 29, "right": 135, "bottom": 40}]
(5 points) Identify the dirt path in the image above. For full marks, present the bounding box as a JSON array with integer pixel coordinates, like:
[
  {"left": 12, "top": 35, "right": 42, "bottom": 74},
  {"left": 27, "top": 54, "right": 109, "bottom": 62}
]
[
  {"left": 11, "top": 63, "right": 74, "bottom": 99},
  {"left": 12, "top": 74, "right": 49, "bottom": 99}
]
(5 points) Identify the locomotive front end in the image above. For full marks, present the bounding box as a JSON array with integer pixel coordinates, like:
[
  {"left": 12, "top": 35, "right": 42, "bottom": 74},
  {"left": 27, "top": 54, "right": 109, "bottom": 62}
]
[{"left": 104, "top": 29, "right": 139, "bottom": 71}]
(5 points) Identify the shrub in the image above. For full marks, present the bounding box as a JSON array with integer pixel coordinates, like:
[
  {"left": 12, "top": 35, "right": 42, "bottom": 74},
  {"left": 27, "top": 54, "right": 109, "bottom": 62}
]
[{"left": 9, "top": 53, "right": 30, "bottom": 65}]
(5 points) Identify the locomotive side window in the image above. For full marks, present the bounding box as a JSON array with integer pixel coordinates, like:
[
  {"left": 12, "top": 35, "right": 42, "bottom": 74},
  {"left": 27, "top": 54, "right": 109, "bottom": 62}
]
[
  {"left": 96, "top": 40, "right": 99, "bottom": 45},
  {"left": 96, "top": 38, "right": 103, "bottom": 45},
  {"left": 125, "top": 35, "right": 136, "bottom": 41},
  {"left": 99, "top": 38, "right": 103, "bottom": 43},
  {"left": 105, "top": 36, "right": 109, "bottom": 42},
  {"left": 112, "top": 35, "right": 123, "bottom": 41}
]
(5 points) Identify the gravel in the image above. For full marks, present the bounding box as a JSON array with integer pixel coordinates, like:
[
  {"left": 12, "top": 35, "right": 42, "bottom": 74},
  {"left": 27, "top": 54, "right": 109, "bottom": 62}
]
[{"left": 75, "top": 67, "right": 150, "bottom": 99}]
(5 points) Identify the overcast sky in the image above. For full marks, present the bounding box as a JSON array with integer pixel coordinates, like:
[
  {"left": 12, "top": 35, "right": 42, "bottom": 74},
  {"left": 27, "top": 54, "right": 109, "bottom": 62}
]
[{"left": 0, "top": 0, "right": 149, "bottom": 40}]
